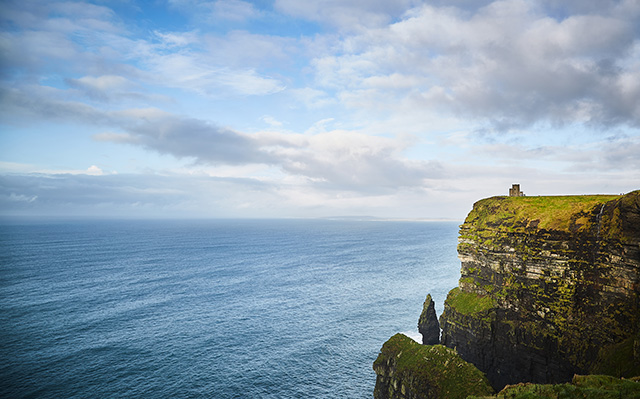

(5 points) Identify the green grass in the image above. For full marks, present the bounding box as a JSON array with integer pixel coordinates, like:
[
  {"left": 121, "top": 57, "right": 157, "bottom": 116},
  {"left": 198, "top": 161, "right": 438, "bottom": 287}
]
[
  {"left": 446, "top": 287, "right": 496, "bottom": 315},
  {"left": 465, "top": 195, "right": 621, "bottom": 233},
  {"left": 591, "top": 336, "right": 640, "bottom": 378},
  {"left": 374, "top": 334, "right": 494, "bottom": 399},
  {"left": 469, "top": 375, "right": 640, "bottom": 399}
]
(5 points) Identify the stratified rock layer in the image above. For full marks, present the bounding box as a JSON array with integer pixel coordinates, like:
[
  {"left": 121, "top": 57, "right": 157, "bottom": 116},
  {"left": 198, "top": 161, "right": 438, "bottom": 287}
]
[
  {"left": 373, "top": 334, "right": 493, "bottom": 399},
  {"left": 418, "top": 294, "right": 440, "bottom": 345},
  {"left": 440, "top": 191, "right": 640, "bottom": 390}
]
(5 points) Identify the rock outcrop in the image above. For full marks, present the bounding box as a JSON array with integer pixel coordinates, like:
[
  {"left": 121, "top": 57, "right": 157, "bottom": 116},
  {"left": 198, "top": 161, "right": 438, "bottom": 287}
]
[
  {"left": 373, "top": 334, "right": 493, "bottom": 399},
  {"left": 483, "top": 374, "right": 640, "bottom": 398},
  {"left": 418, "top": 294, "right": 440, "bottom": 345},
  {"left": 440, "top": 191, "right": 640, "bottom": 390}
]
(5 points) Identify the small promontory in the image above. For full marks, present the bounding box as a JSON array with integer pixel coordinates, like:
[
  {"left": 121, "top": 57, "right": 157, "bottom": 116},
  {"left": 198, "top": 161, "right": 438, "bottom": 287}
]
[{"left": 373, "top": 334, "right": 493, "bottom": 399}]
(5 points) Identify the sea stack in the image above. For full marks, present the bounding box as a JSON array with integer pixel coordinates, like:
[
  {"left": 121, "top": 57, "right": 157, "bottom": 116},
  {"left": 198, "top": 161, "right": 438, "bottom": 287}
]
[{"left": 418, "top": 293, "right": 440, "bottom": 345}]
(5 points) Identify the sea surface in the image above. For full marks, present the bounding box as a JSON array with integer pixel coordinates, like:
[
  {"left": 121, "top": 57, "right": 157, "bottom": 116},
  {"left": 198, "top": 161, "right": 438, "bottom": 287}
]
[{"left": 0, "top": 219, "right": 461, "bottom": 398}]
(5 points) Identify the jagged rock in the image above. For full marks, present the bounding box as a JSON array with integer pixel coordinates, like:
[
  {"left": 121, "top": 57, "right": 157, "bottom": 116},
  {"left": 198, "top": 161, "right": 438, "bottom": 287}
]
[
  {"left": 439, "top": 190, "right": 640, "bottom": 390},
  {"left": 373, "top": 333, "right": 494, "bottom": 399},
  {"left": 418, "top": 294, "right": 440, "bottom": 345}
]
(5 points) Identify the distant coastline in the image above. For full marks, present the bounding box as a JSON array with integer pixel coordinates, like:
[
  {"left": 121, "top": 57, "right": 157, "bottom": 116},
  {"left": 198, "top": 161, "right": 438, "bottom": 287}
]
[{"left": 316, "top": 216, "right": 462, "bottom": 222}]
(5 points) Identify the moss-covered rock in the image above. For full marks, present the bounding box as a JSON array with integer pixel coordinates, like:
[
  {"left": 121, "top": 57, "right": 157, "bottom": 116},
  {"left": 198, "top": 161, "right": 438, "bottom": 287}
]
[
  {"left": 441, "top": 190, "right": 640, "bottom": 390},
  {"left": 443, "top": 287, "right": 496, "bottom": 315},
  {"left": 373, "top": 334, "right": 494, "bottom": 399},
  {"left": 469, "top": 374, "right": 640, "bottom": 399}
]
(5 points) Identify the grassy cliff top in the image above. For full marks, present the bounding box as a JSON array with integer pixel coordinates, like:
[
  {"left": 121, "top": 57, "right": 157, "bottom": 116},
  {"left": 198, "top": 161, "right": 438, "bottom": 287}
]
[
  {"left": 463, "top": 194, "right": 623, "bottom": 233},
  {"left": 446, "top": 287, "right": 496, "bottom": 315}
]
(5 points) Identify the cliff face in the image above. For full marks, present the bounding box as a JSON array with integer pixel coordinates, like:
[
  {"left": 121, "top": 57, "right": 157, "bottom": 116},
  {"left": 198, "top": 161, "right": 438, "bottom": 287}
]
[{"left": 440, "top": 191, "right": 640, "bottom": 390}]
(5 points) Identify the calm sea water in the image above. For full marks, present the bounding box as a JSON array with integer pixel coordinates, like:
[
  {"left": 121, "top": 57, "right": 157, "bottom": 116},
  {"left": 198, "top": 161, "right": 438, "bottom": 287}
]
[{"left": 0, "top": 219, "right": 461, "bottom": 398}]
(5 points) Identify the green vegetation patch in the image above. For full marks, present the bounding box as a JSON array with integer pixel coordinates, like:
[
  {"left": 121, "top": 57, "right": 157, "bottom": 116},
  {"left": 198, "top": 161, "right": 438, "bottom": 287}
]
[
  {"left": 469, "top": 374, "right": 640, "bottom": 399},
  {"left": 446, "top": 287, "right": 496, "bottom": 315},
  {"left": 374, "top": 334, "right": 494, "bottom": 399},
  {"left": 465, "top": 195, "right": 620, "bottom": 233},
  {"left": 591, "top": 336, "right": 640, "bottom": 378}
]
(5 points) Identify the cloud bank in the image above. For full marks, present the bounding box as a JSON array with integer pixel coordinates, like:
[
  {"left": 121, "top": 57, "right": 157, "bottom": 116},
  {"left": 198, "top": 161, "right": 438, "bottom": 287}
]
[
  {"left": 310, "top": 0, "right": 640, "bottom": 131},
  {"left": 1, "top": 0, "right": 638, "bottom": 219}
]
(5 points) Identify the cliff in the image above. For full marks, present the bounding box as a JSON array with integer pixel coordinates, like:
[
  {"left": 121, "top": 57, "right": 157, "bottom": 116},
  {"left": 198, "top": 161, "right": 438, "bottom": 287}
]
[
  {"left": 440, "top": 190, "right": 640, "bottom": 390},
  {"left": 373, "top": 334, "right": 494, "bottom": 399}
]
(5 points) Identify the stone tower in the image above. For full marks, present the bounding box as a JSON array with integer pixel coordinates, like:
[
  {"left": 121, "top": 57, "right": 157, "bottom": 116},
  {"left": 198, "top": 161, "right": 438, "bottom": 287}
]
[{"left": 509, "top": 184, "right": 524, "bottom": 197}]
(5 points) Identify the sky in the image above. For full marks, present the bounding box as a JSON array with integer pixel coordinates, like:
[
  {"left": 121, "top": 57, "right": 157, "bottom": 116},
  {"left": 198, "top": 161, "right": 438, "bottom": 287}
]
[{"left": 1, "top": 0, "right": 639, "bottom": 220}]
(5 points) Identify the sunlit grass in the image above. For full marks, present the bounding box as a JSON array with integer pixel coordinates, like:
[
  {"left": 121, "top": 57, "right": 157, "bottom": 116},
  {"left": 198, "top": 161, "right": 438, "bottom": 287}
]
[{"left": 466, "top": 195, "right": 621, "bottom": 233}]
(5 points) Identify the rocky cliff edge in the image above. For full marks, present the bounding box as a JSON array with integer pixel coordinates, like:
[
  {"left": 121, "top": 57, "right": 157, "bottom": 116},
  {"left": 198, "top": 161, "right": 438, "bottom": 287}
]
[
  {"left": 374, "top": 190, "right": 640, "bottom": 398},
  {"left": 440, "top": 190, "right": 640, "bottom": 389}
]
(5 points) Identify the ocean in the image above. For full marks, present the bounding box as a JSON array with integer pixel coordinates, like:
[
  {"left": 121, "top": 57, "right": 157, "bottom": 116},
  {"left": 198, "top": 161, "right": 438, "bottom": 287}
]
[{"left": 0, "top": 219, "right": 461, "bottom": 398}]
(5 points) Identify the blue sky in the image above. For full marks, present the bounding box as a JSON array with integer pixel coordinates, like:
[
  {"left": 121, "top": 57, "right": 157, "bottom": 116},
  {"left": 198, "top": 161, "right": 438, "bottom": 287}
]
[{"left": 1, "top": 0, "right": 639, "bottom": 219}]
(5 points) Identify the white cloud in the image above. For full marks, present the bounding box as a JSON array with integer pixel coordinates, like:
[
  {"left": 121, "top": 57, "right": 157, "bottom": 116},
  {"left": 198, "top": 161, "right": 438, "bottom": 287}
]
[
  {"left": 254, "top": 129, "right": 444, "bottom": 192},
  {"left": 203, "top": 30, "right": 297, "bottom": 68},
  {"left": 71, "top": 75, "right": 132, "bottom": 91},
  {"left": 64, "top": 75, "right": 148, "bottom": 102},
  {"left": 86, "top": 165, "right": 105, "bottom": 175},
  {"left": 144, "top": 52, "right": 286, "bottom": 97},
  {"left": 3, "top": 82, "right": 634, "bottom": 201},
  {"left": 0, "top": 161, "right": 38, "bottom": 173},
  {"left": 2, "top": 163, "right": 634, "bottom": 219},
  {"left": 261, "top": 115, "right": 283, "bottom": 128},
  {"left": 154, "top": 31, "right": 200, "bottom": 48},
  {"left": 2, "top": 89, "right": 436, "bottom": 193},
  {"left": 168, "top": 0, "right": 262, "bottom": 22},
  {"left": 1, "top": 0, "right": 638, "bottom": 220},
  {"left": 274, "top": 0, "right": 422, "bottom": 31},
  {"left": 0, "top": 30, "right": 77, "bottom": 71},
  {"left": 49, "top": 2, "right": 116, "bottom": 21},
  {"left": 211, "top": 0, "right": 260, "bottom": 21},
  {"left": 289, "top": 88, "right": 335, "bottom": 109},
  {"left": 0, "top": 2, "right": 286, "bottom": 99},
  {"left": 5, "top": 193, "right": 38, "bottom": 203},
  {"left": 97, "top": 108, "right": 443, "bottom": 192},
  {"left": 0, "top": 160, "right": 114, "bottom": 177},
  {"left": 309, "top": 0, "right": 640, "bottom": 130},
  {"left": 303, "top": 118, "right": 335, "bottom": 135},
  {"left": 35, "top": 165, "right": 112, "bottom": 176},
  {"left": 362, "top": 73, "right": 426, "bottom": 90}
]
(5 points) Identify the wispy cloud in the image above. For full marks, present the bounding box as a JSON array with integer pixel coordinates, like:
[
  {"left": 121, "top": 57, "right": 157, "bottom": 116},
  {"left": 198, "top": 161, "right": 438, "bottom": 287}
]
[
  {"left": 1, "top": 83, "right": 441, "bottom": 193},
  {"left": 274, "top": 0, "right": 422, "bottom": 31},
  {"left": 168, "top": 0, "right": 263, "bottom": 23},
  {"left": 1, "top": 1, "right": 286, "bottom": 98}
]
